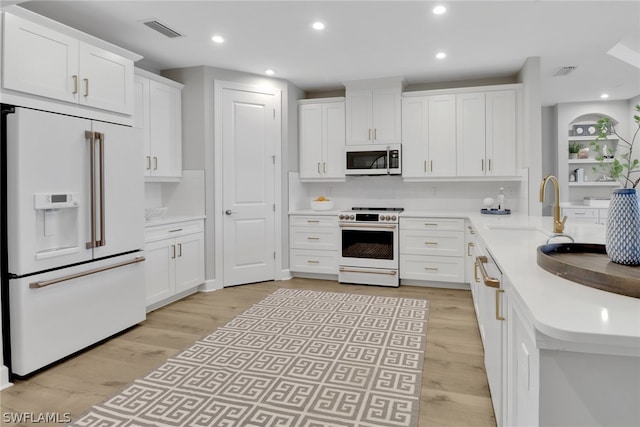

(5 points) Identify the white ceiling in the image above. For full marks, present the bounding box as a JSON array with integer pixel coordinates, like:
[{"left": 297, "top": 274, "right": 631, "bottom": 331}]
[{"left": 11, "top": 0, "right": 640, "bottom": 106}]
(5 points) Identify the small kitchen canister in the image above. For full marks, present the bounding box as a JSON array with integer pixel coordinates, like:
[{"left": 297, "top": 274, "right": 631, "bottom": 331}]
[{"left": 605, "top": 188, "right": 640, "bottom": 265}]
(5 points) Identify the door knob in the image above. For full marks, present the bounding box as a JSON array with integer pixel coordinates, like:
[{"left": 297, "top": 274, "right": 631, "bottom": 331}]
[{"left": 225, "top": 210, "right": 235, "bottom": 215}]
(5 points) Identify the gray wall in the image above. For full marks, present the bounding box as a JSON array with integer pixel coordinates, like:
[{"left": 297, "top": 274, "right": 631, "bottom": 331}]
[{"left": 162, "top": 66, "right": 304, "bottom": 287}]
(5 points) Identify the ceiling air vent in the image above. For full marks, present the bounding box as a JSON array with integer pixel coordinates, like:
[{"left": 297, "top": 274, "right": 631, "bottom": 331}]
[
  {"left": 142, "top": 19, "right": 182, "bottom": 38},
  {"left": 553, "top": 66, "right": 577, "bottom": 77}
]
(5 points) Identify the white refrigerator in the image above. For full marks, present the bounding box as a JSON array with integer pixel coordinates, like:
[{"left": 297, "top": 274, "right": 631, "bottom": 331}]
[{"left": 1, "top": 105, "right": 146, "bottom": 376}]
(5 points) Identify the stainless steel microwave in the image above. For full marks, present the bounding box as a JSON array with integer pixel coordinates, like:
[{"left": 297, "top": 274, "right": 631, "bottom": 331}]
[{"left": 345, "top": 144, "right": 401, "bottom": 175}]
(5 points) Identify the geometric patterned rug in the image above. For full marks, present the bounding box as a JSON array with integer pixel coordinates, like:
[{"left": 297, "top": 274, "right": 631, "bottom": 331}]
[{"left": 72, "top": 288, "right": 430, "bottom": 427}]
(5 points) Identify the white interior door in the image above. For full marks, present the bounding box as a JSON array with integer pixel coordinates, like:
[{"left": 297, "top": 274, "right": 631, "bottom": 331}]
[{"left": 222, "top": 88, "right": 276, "bottom": 286}]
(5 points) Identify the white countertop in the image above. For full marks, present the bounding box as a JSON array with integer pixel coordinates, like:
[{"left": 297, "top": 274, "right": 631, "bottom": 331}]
[
  {"left": 290, "top": 209, "right": 640, "bottom": 354},
  {"left": 145, "top": 215, "right": 206, "bottom": 227},
  {"left": 404, "top": 210, "right": 640, "bottom": 354}
]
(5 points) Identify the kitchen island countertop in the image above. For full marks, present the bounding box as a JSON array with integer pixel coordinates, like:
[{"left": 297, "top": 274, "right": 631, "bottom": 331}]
[{"left": 400, "top": 210, "right": 640, "bottom": 355}]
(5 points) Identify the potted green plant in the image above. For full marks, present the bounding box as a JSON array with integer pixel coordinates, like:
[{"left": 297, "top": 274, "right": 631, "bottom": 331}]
[
  {"left": 568, "top": 142, "right": 583, "bottom": 159},
  {"left": 590, "top": 105, "right": 639, "bottom": 188},
  {"left": 590, "top": 104, "right": 640, "bottom": 265}
]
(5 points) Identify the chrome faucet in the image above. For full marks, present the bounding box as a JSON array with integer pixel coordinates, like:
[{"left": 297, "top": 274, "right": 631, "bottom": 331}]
[{"left": 539, "top": 175, "right": 567, "bottom": 234}]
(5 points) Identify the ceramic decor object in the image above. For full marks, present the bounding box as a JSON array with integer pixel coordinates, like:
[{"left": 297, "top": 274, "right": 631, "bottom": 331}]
[{"left": 606, "top": 188, "right": 640, "bottom": 265}]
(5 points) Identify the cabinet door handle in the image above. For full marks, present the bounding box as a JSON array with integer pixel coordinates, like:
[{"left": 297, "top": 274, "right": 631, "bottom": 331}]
[
  {"left": 468, "top": 242, "right": 475, "bottom": 256},
  {"left": 424, "top": 160, "right": 427, "bottom": 173},
  {"left": 475, "top": 255, "right": 500, "bottom": 288},
  {"left": 146, "top": 156, "right": 151, "bottom": 170},
  {"left": 323, "top": 162, "right": 327, "bottom": 173},
  {"left": 489, "top": 159, "right": 492, "bottom": 172},
  {"left": 72, "top": 75, "right": 78, "bottom": 94},
  {"left": 178, "top": 243, "right": 182, "bottom": 257},
  {"left": 474, "top": 260, "right": 480, "bottom": 283},
  {"left": 368, "top": 129, "right": 372, "bottom": 140},
  {"left": 171, "top": 244, "right": 176, "bottom": 259},
  {"left": 317, "top": 162, "right": 321, "bottom": 173},
  {"left": 496, "top": 289, "right": 505, "bottom": 321},
  {"left": 430, "top": 160, "right": 433, "bottom": 172},
  {"left": 83, "top": 78, "right": 89, "bottom": 97},
  {"left": 482, "top": 158, "right": 485, "bottom": 171},
  {"left": 153, "top": 157, "right": 158, "bottom": 170},
  {"left": 374, "top": 129, "right": 377, "bottom": 140}
]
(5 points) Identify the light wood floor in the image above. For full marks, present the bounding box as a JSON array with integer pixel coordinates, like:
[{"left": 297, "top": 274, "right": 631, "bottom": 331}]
[{"left": 1, "top": 278, "right": 496, "bottom": 427}]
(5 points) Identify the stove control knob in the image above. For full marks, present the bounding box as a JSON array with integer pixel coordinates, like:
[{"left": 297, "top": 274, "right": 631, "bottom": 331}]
[
  {"left": 339, "top": 214, "right": 344, "bottom": 220},
  {"left": 391, "top": 215, "right": 397, "bottom": 221},
  {"left": 386, "top": 215, "right": 391, "bottom": 221},
  {"left": 350, "top": 215, "right": 355, "bottom": 220}
]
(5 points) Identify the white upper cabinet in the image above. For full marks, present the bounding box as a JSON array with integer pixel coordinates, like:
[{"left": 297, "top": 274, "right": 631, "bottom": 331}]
[
  {"left": 403, "top": 85, "right": 520, "bottom": 180},
  {"left": 3, "top": 13, "right": 79, "bottom": 104},
  {"left": 345, "top": 79, "right": 402, "bottom": 145},
  {"left": 457, "top": 90, "right": 517, "bottom": 177},
  {"left": 3, "top": 12, "right": 135, "bottom": 115},
  {"left": 298, "top": 98, "right": 345, "bottom": 181},
  {"left": 401, "top": 95, "right": 456, "bottom": 178},
  {"left": 456, "top": 92, "right": 487, "bottom": 176},
  {"left": 486, "top": 90, "right": 517, "bottom": 176},
  {"left": 135, "top": 69, "right": 183, "bottom": 181}
]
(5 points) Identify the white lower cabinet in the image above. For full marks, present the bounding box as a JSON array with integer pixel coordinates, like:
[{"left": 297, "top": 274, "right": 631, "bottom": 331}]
[
  {"left": 289, "top": 214, "right": 338, "bottom": 275},
  {"left": 399, "top": 217, "right": 465, "bottom": 283},
  {"left": 144, "top": 219, "right": 204, "bottom": 309}
]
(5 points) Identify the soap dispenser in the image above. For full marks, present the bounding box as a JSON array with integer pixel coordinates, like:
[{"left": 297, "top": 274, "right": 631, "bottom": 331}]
[{"left": 497, "top": 187, "right": 505, "bottom": 211}]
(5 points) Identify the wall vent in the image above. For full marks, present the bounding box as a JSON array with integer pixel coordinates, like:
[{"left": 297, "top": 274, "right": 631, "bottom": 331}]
[
  {"left": 553, "top": 66, "right": 577, "bottom": 77},
  {"left": 142, "top": 19, "right": 182, "bottom": 38}
]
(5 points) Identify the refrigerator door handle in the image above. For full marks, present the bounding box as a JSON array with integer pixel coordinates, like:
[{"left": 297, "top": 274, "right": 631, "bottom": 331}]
[
  {"left": 29, "top": 256, "right": 146, "bottom": 289},
  {"left": 85, "top": 130, "right": 97, "bottom": 249},
  {"left": 96, "top": 132, "right": 106, "bottom": 248}
]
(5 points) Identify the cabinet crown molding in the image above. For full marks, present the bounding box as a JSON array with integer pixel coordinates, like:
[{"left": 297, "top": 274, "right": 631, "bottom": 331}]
[{"left": 343, "top": 76, "right": 407, "bottom": 90}]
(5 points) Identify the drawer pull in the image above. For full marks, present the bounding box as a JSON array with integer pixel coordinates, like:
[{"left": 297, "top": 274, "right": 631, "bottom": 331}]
[
  {"left": 169, "top": 228, "right": 183, "bottom": 233},
  {"left": 424, "top": 241, "right": 438, "bottom": 245},
  {"left": 307, "top": 260, "right": 320, "bottom": 264},
  {"left": 468, "top": 242, "right": 475, "bottom": 256},
  {"left": 307, "top": 220, "right": 320, "bottom": 223},
  {"left": 424, "top": 267, "right": 438, "bottom": 271},
  {"left": 424, "top": 223, "right": 438, "bottom": 227},
  {"left": 496, "top": 289, "right": 505, "bottom": 321},
  {"left": 307, "top": 237, "right": 320, "bottom": 240}
]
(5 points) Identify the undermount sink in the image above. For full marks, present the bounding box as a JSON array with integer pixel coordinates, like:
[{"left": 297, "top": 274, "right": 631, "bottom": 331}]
[
  {"left": 537, "top": 243, "right": 640, "bottom": 298},
  {"left": 485, "top": 224, "right": 551, "bottom": 240}
]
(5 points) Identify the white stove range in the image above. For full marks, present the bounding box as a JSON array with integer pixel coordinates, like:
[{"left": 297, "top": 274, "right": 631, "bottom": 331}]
[{"left": 338, "top": 207, "right": 404, "bottom": 287}]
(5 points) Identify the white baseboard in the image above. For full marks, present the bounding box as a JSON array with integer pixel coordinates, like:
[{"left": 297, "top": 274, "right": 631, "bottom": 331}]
[
  {"left": 0, "top": 365, "right": 12, "bottom": 390},
  {"left": 278, "top": 269, "right": 292, "bottom": 281},
  {"left": 198, "top": 279, "right": 222, "bottom": 292},
  {"left": 401, "top": 279, "right": 470, "bottom": 290}
]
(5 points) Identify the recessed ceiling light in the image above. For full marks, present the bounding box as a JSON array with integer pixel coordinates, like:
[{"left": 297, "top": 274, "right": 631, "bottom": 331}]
[
  {"left": 436, "top": 52, "right": 447, "bottom": 59},
  {"left": 265, "top": 69, "right": 276, "bottom": 76},
  {"left": 433, "top": 5, "right": 447, "bottom": 15},
  {"left": 600, "top": 93, "right": 609, "bottom": 99},
  {"left": 211, "top": 35, "right": 224, "bottom": 43},
  {"left": 312, "top": 22, "right": 325, "bottom": 30}
]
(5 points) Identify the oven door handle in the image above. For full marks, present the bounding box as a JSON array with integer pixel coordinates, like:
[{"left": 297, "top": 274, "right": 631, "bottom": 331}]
[
  {"left": 339, "top": 267, "right": 397, "bottom": 276},
  {"left": 339, "top": 223, "right": 397, "bottom": 229}
]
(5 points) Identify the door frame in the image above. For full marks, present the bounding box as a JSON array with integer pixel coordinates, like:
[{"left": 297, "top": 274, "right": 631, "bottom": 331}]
[{"left": 213, "top": 80, "right": 283, "bottom": 288}]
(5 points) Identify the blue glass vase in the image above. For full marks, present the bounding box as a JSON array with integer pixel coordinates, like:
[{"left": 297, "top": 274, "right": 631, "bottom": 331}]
[{"left": 606, "top": 188, "right": 640, "bottom": 265}]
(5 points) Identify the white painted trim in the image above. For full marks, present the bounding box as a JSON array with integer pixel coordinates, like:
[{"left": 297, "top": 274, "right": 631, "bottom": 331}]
[
  {"left": 278, "top": 269, "right": 293, "bottom": 281},
  {"left": 213, "top": 81, "right": 282, "bottom": 288},
  {"left": 198, "top": 279, "right": 222, "bottom": 292},
  {"left": 402, "top": 83, "right": 524, "bottom": 98},
  {"left": 0, "top": 366, "right": 11, "bottom": 390},
  {"left": 298, "top": 97, "right": 345, "bottom": 105},
  {"left": 134, "top": 68, "right": 184, "bottom": 89}
]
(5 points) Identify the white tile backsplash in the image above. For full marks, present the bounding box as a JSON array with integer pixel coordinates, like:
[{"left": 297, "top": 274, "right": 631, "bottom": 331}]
[
  {"left": 289, "top": 171, "right": 529, "bottom": 213},
  {"left": 144, "top": 170, "right": 205, "bottom": 217}
]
